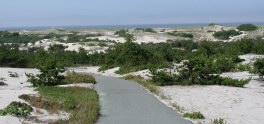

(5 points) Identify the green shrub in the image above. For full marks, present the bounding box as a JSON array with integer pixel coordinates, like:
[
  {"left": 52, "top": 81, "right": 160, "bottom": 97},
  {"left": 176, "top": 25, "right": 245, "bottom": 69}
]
[
  {"left": 0, "top": 102, "right": 33, "bottom": 117},
  {"left": 26, "top": 60, "right": 65, "bottom": 87},
  {"left": 183, "top": 112, "right": 205, "bottom": 119},
  {"left": 212, "top": 118, "right": 227, "bottom": 124},
  {"left": 253, "top": 58, "right": 264, "bottom": 79},
  {"left": 213, "top": 30, "right": 242, "bottom": 40},
  {"left": 237, "top": 24, "right": 257, "bottom": 31},
  {"left": 135, "top": 28, "right": 157, "bottom": 33},
  {"left": 234, "top": 64, "right": 252, "bottom": 72},
  {"left": 65, "top": 71, "right": 96, "bottom": 84},
  {"left": 220, "top": 77, "right": 251, "bottom": 87},
  {"left": 168, "top": 32, "right": 194, "bottom": 38}
]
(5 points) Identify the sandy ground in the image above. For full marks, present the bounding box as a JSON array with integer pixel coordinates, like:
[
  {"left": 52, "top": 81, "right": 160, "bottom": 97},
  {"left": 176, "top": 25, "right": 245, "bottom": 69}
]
[
  {"left": 159, "top": 72, "right": 264, "bottom": 124},
  {"left": 0, "top": 68, "right": 94, "bottom": 124}
]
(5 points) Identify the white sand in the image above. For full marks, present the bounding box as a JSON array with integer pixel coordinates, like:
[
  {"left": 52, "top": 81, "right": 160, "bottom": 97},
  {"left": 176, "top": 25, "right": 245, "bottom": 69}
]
[
  {"left": 159, "top": 72, "right": 264, "bottom": 124},
  {"left": 0, "top": 68, "right": 69, "bottom": 123},
  {"left": 239, "top": 54, "right": 264, "bottom": 64},
  {"left": 58, "top": 83, "right": 94, "bottom": 89}
]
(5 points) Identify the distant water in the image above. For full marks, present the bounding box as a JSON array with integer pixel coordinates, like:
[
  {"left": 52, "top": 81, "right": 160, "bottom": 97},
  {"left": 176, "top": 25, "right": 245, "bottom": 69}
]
[{"left": 1, "top": 22, "right": 264, "bottom": 30}]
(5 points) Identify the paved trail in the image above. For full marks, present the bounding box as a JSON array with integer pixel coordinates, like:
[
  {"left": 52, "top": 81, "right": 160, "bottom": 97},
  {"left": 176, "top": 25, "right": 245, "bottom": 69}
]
[{"left": 95, "top": 75, "right": 192, "bottom": 124}]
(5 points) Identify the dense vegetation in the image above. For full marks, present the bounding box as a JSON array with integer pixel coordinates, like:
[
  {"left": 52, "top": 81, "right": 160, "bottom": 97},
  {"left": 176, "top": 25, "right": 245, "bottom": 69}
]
[
  {"left": 135, "top": 28, "right": 157, "bottom": 33},
  {"left": 213, "top": 30, "right": 242, "bottom": 40},
  {"left": 1, "top": 30, "right": 264, "bottom": 87},
  {"left": 253, "top": 58, "right": 264, "bottom": 79},
  {"left": 99, "top": 37, "right": 171, "bottom": 74},
  {"left": 237, "top": 24, "right": 258, "bottom": 31},
  {"left": 168, "top": 31, "right": 194, "bottom": 38},
  {"left": 0, "top": 31, "right": 42, "bottom": 43},
  {"left": 114, "top": 29, "right": 133, "bottom": 39}
]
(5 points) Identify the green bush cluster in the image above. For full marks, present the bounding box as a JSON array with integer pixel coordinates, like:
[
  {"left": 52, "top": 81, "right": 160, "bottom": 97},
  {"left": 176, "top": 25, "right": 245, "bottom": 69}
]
[
  {"left": 168, "top": 31, "right": 194, "bottom": 38},
  {"left": 237, "top": 24, "right": 257, "bottom": 31},
  {"left": 183, "top": 112, "right": 205, "bottom": 119},
  {"left": 253, "top": 58, "right": 264, "bottom": 79},
  {"left": 135, "top": 28, "right": 157, "bottom": 33},
  {"left": 0, "top": 31, "right": 42, "bottom": 43},
  {"left": 213, "top": 30, "right": 242, "bottom": 40},
  {"left": 26, "top": 60, "right": 65, "bottom": 87},
  {"left": 0, "top": 102, "right": 33, "bottom": 117},
  {"left": 114, "top": 29, "right": 133, "bottom": 39},
  {"left": 150, "top": 56, "right": 251, "bottom": 87}
]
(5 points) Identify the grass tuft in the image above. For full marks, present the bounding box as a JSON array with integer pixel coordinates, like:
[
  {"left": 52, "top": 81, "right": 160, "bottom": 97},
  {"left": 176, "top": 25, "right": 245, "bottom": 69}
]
[
  {"left": 38, "top": 87, "right": 99, "bottom": 124},
  {"left": 123, "top": 75, "right": 158, "bottom": 94},
  {"left": 65, "top": 71, "right": 96, "bottom": 84}
]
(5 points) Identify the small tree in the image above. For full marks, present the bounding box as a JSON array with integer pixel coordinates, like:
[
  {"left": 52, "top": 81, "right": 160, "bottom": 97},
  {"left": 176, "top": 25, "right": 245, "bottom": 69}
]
[
  {"left": 253, "top": 58, "right": 264, "bottom": 80},
  {"left": 26, "top": 60, "right": 65, "bottom": 87}
]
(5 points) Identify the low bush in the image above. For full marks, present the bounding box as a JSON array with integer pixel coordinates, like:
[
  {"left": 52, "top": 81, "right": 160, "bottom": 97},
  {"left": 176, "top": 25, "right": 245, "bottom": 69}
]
[
  {"left": 183, "top": 112, "right": 205, "bottom": 119},
  {"left": 213, "top": 30, "right": 242, "bottom": 40},
  {"left": 26, "top": 60, "right": 65, "bottom": 87},
  {"left": 168, "top": 32, "right": 193, "bottom": 38},
  {"left": 237, "top": 24, "right": 257, "bottom": 31},
  {"left": 0, "top": 101, "right": 33, "bottom": 117},
  {"left": 220, "top": 77, "right": 251, "bottom": 87},
  {"left": 253, "top": 58, "right": 264, "bottom": 79},
  {"left": 65, "top": 71, "right": 96, "bottom": 84},
  {"left": 135, "top": 28, "right": 157, "bottom": 33}
]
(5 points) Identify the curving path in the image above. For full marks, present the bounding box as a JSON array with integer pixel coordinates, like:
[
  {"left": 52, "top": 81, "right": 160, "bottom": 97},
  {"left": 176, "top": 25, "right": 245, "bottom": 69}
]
[{"left": 94, "top": 75, "right": 192, "bottom": 124}]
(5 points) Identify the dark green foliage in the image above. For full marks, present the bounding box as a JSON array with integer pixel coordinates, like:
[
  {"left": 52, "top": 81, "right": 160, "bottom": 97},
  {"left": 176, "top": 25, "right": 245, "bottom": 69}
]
[
  {"left": 253, "top": 58, "right": 264, "bottom": 79},
  {"left": 0, "top": 102, "right": 33, "bottom": 117},
  {"left": 168, "top": 31, "right": 194, "bottom": 38},
  {"left": 114, "top": 29, "right": 133, "bottom": 39},
  {"left": 213, "top": 30, "right": 242, "bottom": 40},
  {"left": 237, "top": 24, "right": 257, "bottom": 31},
  {"left": 100, "top": 38, "right": 168, "bottom": 74},
  {"left": 221, "top": 77, "right": 251, "bottom": 87},
  {"left": 0, "top": 31, "right": 42, "bottom": 43},
  {"left": 150, "top": 56, "right": 251, "bottom": 87},
  {"left": 26, "top": 60, "right": 65, "bottom": 87},
  {"left": 135, "top": 28, "right": 157, "bottom": 33},
  {"left": 183, "top": 112, "right": 205, "bottom": 119}
]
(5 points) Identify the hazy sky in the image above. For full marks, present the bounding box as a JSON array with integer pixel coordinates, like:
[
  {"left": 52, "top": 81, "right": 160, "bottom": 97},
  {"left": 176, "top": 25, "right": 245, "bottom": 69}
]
[{"left": 0, "top": 0, "right": 264, "bottom": 27}]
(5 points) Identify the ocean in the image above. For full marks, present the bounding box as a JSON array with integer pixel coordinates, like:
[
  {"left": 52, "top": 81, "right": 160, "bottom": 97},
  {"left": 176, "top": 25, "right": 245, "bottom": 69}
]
[{"left": 0, "top": 22, "right": 264, "bottom": 30}]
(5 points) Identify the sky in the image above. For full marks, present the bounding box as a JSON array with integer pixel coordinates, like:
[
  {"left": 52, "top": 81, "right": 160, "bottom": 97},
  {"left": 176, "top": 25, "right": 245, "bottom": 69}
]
[{"left": 0, "top": 0, "right": 264, "bottom": 27}]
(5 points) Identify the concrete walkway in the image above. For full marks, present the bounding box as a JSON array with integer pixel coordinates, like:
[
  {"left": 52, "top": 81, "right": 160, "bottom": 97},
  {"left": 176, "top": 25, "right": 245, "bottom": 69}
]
[{"left": 95, "top": 75, "right": 192, "bottom": 124}]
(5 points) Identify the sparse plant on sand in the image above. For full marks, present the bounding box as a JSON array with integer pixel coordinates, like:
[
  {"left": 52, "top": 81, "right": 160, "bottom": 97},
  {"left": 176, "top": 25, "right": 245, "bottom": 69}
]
[
  {"left": 0, "top": 101, "right": 33, "bottom": 117},
  {"left": 211, "top": 118, "right": 227, "bottom": 124},
  {"left": 183, "top": 112, "right": 205, "bottom": 119}
]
